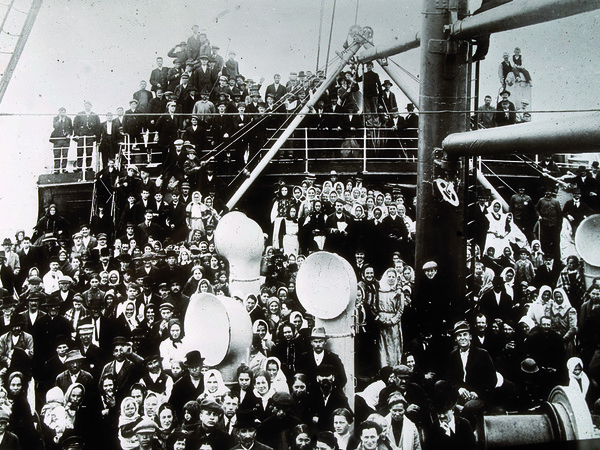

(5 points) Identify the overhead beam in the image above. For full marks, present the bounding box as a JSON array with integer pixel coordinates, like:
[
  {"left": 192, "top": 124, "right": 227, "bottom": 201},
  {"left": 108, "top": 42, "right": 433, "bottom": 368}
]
[
  {"left": 356, "top": 32, "right": 420, "bottom": 63},
  {"left": 359, "top": 40, "right": 420, "bottom": 108},
  {"left": 450, "top": 0, "right": 600, "bottom": 38},
  {"left": 442, "top": 112, "right": 600, "bottom": 157}
]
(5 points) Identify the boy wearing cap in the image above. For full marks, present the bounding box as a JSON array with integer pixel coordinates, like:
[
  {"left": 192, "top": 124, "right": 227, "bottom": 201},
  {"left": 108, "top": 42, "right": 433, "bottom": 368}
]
[{"left": 50, "top": 106, "right": 73, "bottom": 173}]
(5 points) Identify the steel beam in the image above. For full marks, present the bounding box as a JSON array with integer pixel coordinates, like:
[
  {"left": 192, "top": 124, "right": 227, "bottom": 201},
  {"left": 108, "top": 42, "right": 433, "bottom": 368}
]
[
  {"left": 443, "top": 112, "right": 600, "bottom": 157},
  {"left": 356, "top": 33, "right": 420, "bottom": 63},
  {"left": 226, "top": 35, "right": 364, "bottom": 210},
  {"left": 451, "top": 0, "right": 600, "bottom": 38}
]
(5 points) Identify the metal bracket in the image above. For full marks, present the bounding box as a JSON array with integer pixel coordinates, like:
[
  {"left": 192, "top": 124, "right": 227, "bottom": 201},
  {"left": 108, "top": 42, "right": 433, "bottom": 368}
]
[{"left": 429, "top": 39, "right": 469, "bottom": 55}]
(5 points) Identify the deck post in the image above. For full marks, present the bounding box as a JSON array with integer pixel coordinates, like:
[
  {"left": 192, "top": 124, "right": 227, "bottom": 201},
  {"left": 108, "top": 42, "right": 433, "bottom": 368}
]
[{"left": 414, "top": 0, "right": 470, "bottom": 315}]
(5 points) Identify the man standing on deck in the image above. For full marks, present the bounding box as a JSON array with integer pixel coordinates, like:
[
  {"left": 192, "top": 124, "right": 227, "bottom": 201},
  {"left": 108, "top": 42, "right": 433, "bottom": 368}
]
[
  {"left": 149, "top": 57, "right": 169, "bottom": 93},
  {"left": 265, "top": 74, "right": 287, "bottom": 103},
  {"left": 49, "top": 107, "right": 73, "bottom": 173},
  {"left": 535, "top": 187, "right": 562, "bottom": 260},
  {"left": 476, "top": 95, "right": 496, "bottom": 129},
  {"left": 358, "top": 62, "right": 383, "bottom": 126},
  {"left": 73, "top": 100, "right": 101, "bottom": 172}
]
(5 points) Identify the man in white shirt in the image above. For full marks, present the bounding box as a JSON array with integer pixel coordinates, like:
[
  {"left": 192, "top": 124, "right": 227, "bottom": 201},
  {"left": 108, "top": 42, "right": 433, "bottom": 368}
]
[{"left": 43, "top": 257, "right": 64, "bottom": 295}]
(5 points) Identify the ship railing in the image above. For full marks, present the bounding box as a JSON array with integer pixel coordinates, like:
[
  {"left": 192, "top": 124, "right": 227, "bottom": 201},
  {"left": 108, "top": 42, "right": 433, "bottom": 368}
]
[
  {"left": 251, "top": 126, "right": 419, "bottom": 174},
  {"left": 47, "top": 135, "right": 99, "bottom": 178},
  {"left": 118, "top": 131, "right": 161, "bottom": 169}
]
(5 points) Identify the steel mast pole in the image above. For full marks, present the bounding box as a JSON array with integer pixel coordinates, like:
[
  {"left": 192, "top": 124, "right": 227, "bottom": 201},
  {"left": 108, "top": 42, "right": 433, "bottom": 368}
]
[
  {"left": 415, "top": 0, "right": 470, "bottom": 313},
  {"left": 226, "top": 31, "right": 365, "bottom": 211}
]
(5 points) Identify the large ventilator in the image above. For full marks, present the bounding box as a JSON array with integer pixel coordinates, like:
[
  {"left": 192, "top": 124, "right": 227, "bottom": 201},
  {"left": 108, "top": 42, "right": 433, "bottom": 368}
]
[
  {"left": 180, "top": 212, "right": 264, "bottom": 382},
  {"left": 214, "top": 211, "right": 265, "bottom": 297},
  {"left": 182, "top": 293, "right": 253, "bottom": 382},
  {"left": 575, "top": 214, "right": 600, "bottom": 287},
  {"left": 296, "top": 251, "right": 357, "bottom": 403}
]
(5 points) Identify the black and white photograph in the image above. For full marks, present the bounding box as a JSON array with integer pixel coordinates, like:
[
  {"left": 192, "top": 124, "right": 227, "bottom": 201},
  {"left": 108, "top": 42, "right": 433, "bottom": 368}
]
[{"left": 0, "top": 1, "right": 599, "bottom": 449}]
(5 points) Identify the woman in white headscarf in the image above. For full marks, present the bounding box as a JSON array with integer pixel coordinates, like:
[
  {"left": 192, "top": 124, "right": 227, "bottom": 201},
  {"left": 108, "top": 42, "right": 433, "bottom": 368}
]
[
  {"left": 485, "top": 200, "right": 510, "bottom": 256},
  {"left": 527, "top": 285, "right": 552, "bottom": 326},
  {"left": 547, "top": 287, "right": 577, "bottom": 357},
  {"left": 566, "top": 357, "right": 589, "bottom": 398}
]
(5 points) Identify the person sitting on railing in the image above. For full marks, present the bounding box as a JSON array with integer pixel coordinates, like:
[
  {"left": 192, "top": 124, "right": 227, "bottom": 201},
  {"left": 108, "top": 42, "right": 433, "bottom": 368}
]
[
  {"left": 49, "top": 107, "right": 73, "bottom": 173},
  {"left": 511, "top": 47, "right": 532, "bottom": 86},
  {"left": 73, "top": 100, "right": 101, "bottom": 172},
  {"left": 515, "top": 99, "right": 531, "bottom": 124},
  {"left": 161, "top": 139, "right": 187, "bottom": 189}
]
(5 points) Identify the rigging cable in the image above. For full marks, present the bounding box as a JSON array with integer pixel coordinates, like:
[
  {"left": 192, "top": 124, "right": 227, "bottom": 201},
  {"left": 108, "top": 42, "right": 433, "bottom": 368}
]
[
  {"left": 324, "top": 0, "right": 337, "bottom": 78},
  {"left": 316, "top": 0, "right": 326, "bottom": 74},
  {"left": 354, "top": 0, "right": 360, "bottom": 24}
]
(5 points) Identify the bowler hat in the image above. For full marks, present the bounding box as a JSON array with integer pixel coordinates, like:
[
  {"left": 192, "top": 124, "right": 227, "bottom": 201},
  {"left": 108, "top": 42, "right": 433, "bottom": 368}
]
[
  {"left": 184, "top": 350, "right": 205, "bottom": 367},
  {"left": 521, "top": 358, "right": 539, "bottom": 374}
]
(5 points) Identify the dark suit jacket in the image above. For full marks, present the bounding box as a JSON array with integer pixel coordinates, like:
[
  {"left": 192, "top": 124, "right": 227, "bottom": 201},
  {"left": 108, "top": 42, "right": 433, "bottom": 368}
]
[
  {"left": 296, "top": 349, "right": 347, "bottom": 390},
  {"left": 446, "top": 346, "right": 497, "bottom": 398},
  {"left": 533, "top": 262, "right": 563, "bottom": 288},
  {"left": 99, "top": 119, "right": 120, "bottom": 157},
  {"left": 169, "top": 373, "right": 204, "bottom": 416},
  {"left": 426, "top": 416, "right": 476, "bottom": 450},
  {"left": 122, "top": 108, "right": 147, "bottom": 140},
  {"left": 100, "top": 358, "right": 141, "bottom": 401},
  {"left": 150, "top": 67, "right": 169, "bottom": 92},
  {"left": 50, "top": 115, "right": 73, "bottom": 144},
  {"left": 0, "top": 430, "right": 21, "bottom": 450},
  {"left": 155, "top": 113, "right": 180, "bottom": 148},
  {"left": 265, "top": 83, "right": 287, "bottom": 103},
  {"left": 562, "top": 199, "right": 593, "bottom": 230},
  {"left": 73, "top": 111, "right": 101, "bottom": 142},
  {"left": 479, "top": 289, "right": 513, "bottom": 323}
]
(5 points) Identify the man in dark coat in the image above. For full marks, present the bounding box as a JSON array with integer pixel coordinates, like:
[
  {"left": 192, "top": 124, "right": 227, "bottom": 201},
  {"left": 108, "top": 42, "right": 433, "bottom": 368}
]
[
  {"left": 49, "top": 106, "right": 73, "bottom": 173},
  {"left": 154, "top": 101, "right": 180, "bottom": 164},
  {"left": 479, "top": 276, "right": 514, "bottom": 323},
  {"left": 495, "top": 89, "right": 516, "bottom": 126},
  {"left": 73, "top": 100, "right": 101, "bottom": 171},
  {"left": 123, "top": 99, "right": 147, "bottom": 147},
  {"left": 98, "top": 112, "right": 120, "bottom": 168},
  {"left": 149, "top": 57, "right": 169, "bottom": 93},
  {"left": 296, "top": 327, "right": 347, "bottom": 392},
  {"left": 169, "top": 350, "right": 205, "bottom": 416},
  {"left": 446, "top": 321, "right": 497, "bottom": 405},
  {"left": 99, "top": 336, "right": 143, "bottom": 404},
  {"left": 324, "top": 198, "right": 354, "bottom": 261}
]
